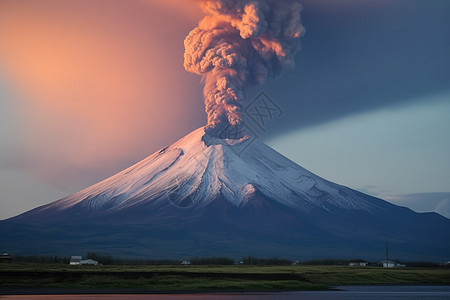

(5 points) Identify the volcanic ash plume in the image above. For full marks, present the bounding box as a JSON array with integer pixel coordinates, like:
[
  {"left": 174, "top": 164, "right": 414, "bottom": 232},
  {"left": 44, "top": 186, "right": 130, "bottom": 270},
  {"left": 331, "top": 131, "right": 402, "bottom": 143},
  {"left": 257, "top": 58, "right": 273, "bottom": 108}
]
[{"left": 184, "top": 0, "right": 305, "bottom": 137}]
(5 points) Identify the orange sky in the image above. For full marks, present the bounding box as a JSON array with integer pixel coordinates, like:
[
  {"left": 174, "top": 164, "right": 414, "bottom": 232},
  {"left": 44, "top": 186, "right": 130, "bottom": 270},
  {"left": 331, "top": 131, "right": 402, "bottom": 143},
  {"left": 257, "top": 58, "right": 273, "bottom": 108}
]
[{"left": 0, "top": 0, "right": 205, "bottom": 188}]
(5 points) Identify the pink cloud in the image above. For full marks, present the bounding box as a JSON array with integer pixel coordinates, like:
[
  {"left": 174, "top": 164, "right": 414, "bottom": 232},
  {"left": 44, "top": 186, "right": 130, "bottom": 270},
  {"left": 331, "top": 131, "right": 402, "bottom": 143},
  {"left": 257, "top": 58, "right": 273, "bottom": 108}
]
[{"left": 0, "top": 0, "right": 205, "bottom": 189}]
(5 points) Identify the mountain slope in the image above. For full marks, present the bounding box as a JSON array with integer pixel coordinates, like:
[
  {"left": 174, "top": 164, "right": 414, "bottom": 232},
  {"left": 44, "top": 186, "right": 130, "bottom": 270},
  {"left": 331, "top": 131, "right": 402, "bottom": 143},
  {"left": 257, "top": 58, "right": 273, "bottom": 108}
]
[
  {"left": 13, "top": 127, "right": 383, "bottom": 220},
  {"left": 2, "top": 127, "right": 449, "bottom": 261}
]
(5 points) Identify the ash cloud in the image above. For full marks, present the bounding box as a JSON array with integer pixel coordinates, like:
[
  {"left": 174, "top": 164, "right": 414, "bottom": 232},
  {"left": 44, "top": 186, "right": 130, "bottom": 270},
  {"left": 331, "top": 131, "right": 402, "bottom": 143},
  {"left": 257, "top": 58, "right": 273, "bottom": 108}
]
[{"left": 184, "top": 0, "right": 305, "bottom": 137}]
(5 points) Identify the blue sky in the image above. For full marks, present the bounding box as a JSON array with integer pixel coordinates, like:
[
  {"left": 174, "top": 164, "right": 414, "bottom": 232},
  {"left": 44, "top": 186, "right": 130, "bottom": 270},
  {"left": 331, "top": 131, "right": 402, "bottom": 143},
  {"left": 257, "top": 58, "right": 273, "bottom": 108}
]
[
  {"left": 267, "top": 92, "right": 450, "bottom": 217},
  {"left": 0, "top": 0, "right": 449, "bottom": 219},
  {"left": 261, "top": 0, "right": 450, "bottom": 217}
]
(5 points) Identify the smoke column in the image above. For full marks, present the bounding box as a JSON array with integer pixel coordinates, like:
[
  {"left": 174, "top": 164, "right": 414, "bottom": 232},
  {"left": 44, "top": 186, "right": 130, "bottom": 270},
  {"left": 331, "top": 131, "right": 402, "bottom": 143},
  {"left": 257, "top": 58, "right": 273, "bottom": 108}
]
[{"left": 184, "top": 0, "right": 305, "bottom": 137}]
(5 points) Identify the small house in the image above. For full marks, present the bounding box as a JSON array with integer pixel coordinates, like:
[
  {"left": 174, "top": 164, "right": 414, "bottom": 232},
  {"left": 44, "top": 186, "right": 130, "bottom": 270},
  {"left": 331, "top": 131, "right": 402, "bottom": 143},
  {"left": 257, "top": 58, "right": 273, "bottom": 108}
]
[
  {"left": 349, "top": 259, "right": 368, "bottom": 267},
  {"left": 80, "top": 259, "right": 98, "bottom": 265},
  {"left": 0, "top": 253, "right": 12, "bottom": 263},
  {"left": 181, "top": 260, "right": 191, "bottom": 265},
  {"left": 381, "top": 260, "right": 405, "bottom": 268},
  {"left": 69, "top": 256, "right": 82, "bottom": 265}
]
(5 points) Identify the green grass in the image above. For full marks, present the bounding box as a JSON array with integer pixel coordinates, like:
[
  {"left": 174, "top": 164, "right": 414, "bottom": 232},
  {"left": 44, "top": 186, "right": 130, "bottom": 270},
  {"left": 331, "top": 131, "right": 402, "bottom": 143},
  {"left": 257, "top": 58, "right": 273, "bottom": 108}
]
[{"left": 1, "top": 263, "right": 449, "bottom": 291}]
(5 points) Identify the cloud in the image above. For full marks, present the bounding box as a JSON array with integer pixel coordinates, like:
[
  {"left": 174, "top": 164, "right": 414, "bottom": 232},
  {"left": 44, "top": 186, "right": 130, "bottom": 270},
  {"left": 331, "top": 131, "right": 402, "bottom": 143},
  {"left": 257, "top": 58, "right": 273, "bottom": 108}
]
[
  {"left": 0, "top": 0, "right": 204, "bottom": 190},
  {"left": 258, "top": 0, "right": 450, "bottom": 139},
  {"left": 385, "top": 193, "right": 450, "bottom": 219}
]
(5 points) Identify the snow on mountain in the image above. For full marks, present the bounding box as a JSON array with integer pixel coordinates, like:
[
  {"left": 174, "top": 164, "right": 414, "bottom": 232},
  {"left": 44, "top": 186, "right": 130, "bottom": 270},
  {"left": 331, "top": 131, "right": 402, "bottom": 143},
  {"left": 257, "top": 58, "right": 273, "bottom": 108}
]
[
  {"left": 39, "top": 127, "right": 377, "bottom": 215},
  {"left": 4, "top": 127, "right": 449, "bottom": 261}
]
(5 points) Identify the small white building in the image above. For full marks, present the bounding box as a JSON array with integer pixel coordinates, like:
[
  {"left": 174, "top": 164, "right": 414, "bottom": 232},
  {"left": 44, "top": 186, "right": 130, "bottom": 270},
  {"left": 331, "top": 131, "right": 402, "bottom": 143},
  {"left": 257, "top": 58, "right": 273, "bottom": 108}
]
[
  {"left": 181, "top": 260, "right": 191, "bottom": 265},
  {"left": 349, "top": 260, "right": 368, "bottom": 267},
  {"left": 69, "top": 256, "right": 82, "bottom": 265},
  {"left": 70, "top": 256, "right": 98, "bottom": 265},
  {"left": 381, "top": 260, "right": 405, "bottom": 268},
  {"left": 80, "top": 259, "right": 99, "bottom": 265},
  {"left": 0, "top": 253, "right": 12, "bottom": 263}
]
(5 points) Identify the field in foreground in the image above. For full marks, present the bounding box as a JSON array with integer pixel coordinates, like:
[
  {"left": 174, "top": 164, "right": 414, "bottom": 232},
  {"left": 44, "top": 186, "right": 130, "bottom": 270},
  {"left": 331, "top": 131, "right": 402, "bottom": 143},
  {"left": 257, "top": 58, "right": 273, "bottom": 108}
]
[{"left": 1, "top": 263, "right": 449, "bottom": 292}]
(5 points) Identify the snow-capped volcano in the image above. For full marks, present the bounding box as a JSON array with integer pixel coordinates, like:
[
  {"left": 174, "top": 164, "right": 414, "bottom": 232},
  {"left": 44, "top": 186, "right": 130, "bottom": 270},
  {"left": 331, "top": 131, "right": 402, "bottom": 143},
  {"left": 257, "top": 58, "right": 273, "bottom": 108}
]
[
  {"left": 27, "top": 127, "right": 376, "bottom": 216},
  {"left": 3, "top": 127, "right": 449, "bottom": 261}
]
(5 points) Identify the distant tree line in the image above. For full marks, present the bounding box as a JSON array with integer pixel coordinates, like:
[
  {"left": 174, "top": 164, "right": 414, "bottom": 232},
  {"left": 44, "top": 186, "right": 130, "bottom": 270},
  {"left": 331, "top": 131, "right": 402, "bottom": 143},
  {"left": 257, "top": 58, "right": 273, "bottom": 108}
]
[
  {"left": 301, "top": 258, "right": 350, "bottom": 265},
  {"left": 86, "top": 252, "right": 113, "bottom": 265},
  {"left": 11, "top": 253, "right": 182, "bottom": 265},
  {"left": 86, "top": 252, "right": 181, "bottom": 265},
  {"left": 190, "top": 257, "right": 234, "bottom": 265},
  {"left": 401, "top": 261, "right": 442, "bottom": 268},
  {"left": 242, "top": 256, "right": 292, "bottom": 265},
  {"left": 12, "top": 254, "right": 70, "bottom": 264},
  {"left": 8, "top": 253, "right": 448, "bottom": 268}
]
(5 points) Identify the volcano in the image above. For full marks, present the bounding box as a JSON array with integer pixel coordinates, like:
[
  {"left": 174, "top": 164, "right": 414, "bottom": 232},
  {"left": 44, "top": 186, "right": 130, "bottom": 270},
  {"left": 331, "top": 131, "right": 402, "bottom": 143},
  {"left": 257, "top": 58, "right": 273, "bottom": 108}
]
[{"left": 1, "top": 127, "right": 449, "bottom": 261}]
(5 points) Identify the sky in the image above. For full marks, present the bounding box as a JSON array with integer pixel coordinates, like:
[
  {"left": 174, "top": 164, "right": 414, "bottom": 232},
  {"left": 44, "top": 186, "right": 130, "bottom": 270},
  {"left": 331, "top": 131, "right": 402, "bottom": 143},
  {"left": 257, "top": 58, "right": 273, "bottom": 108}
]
[{"left": 0, "top": 0, "right": 449, "bottom": 220}]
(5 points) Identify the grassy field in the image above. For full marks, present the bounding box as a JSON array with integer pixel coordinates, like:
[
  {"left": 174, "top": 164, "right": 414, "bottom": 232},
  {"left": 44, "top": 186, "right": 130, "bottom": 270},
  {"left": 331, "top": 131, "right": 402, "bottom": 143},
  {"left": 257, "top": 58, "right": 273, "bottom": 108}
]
[{"left": 1, "top": 263, "right": 449, "bottom": 292}]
